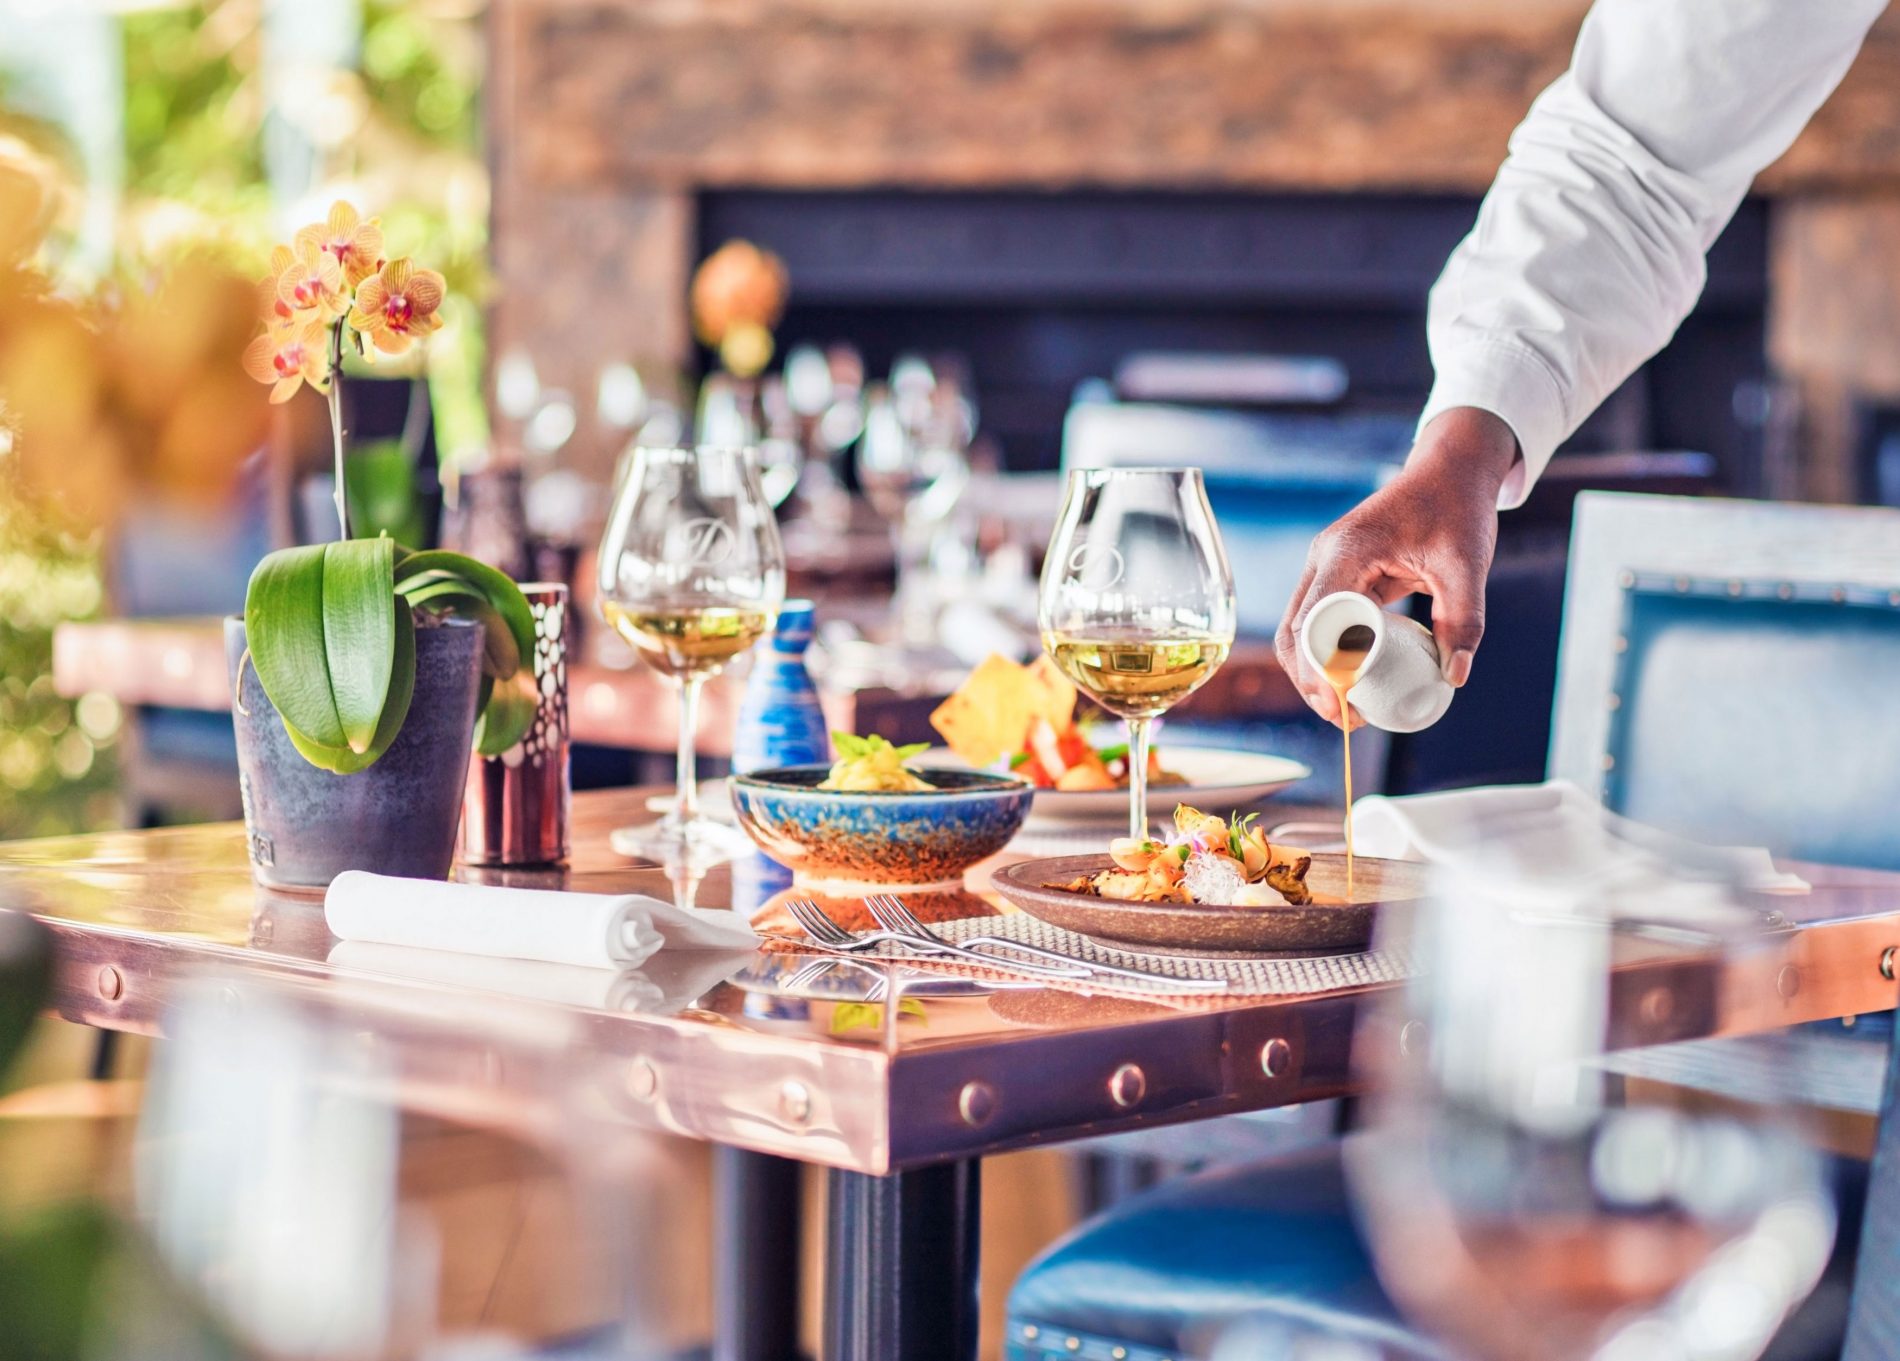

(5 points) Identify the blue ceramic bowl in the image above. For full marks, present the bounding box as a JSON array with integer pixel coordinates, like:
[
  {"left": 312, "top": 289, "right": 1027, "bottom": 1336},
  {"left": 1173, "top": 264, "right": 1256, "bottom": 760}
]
[{"left": 730, "top": 765, "right": 1034, "bottom": 889}]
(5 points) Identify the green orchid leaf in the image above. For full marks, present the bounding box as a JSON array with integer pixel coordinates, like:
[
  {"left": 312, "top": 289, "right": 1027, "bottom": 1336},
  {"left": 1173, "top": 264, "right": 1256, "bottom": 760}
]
[
  {"left": 393, "top": 550, "right": 534, "bottom": 680},
  {"left": 320, "top": 537, "right": 396, "bottom": 754},
  {"left": 245, "top": 545, "right": 348, "bottom": 751},
  {"left": 282, "top": 606, "right": 417, "bottom": 775},
  {"left": 473, "top": 670, "right": 538, "bottom": 756}
]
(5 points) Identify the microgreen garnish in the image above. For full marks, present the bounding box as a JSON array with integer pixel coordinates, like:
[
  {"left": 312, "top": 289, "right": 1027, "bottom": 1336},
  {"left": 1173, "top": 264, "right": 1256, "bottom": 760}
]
[
  {"left": 832, "top": 732, "right": 929, "bottom": 762},
  {"left": 1227, "top": 810, "right": 1261, "bottom": 858}
]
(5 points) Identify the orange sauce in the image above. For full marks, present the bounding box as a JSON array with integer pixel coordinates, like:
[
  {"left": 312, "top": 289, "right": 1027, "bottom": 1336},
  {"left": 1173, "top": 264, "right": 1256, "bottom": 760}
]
[{"left": 1319, "top": 624, "right": 1375, "bottom": 897}]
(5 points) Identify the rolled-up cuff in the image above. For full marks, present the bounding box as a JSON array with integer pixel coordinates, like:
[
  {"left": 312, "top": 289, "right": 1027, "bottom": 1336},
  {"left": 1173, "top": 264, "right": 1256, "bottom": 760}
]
[{"left": 1416, "top": 340, "right": 1570, "bottom": 510}]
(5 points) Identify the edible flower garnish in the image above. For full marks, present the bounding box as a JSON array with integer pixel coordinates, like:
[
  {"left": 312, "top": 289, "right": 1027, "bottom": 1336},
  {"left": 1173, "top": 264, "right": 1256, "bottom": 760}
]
[
  {"left": 1073, "top": 804, "right": 1311, "bottom": 906},
  {"left": 818, "top": 733, "right": 938, "bottom": 793}
]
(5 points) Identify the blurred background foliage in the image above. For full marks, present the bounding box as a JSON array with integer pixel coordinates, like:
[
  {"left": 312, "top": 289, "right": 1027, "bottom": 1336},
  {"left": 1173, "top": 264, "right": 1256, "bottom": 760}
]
[{"left": 0, "top": 0, "right": 487, "bottom": 839}]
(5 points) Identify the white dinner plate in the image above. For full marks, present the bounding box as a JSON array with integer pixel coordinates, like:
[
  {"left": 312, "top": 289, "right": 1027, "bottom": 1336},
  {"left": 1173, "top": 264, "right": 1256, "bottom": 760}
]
[{"left": 922, "top": 746, "right": 1311, "bottom": 825}]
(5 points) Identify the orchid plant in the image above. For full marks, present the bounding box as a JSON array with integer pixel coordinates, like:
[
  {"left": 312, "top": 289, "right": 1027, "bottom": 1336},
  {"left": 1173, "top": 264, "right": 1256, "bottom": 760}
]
[{"left": 240, "top": 202, "right": 532, "bottom": 774}]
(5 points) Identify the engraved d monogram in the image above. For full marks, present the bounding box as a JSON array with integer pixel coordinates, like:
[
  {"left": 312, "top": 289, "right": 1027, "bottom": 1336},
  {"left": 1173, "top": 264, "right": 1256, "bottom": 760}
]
[
  {"left": 677, "top": 518, "right": 735, "bottom": 565},
  {"left": 1066, "top": 541, "right": 1124, "bottom": 589}
]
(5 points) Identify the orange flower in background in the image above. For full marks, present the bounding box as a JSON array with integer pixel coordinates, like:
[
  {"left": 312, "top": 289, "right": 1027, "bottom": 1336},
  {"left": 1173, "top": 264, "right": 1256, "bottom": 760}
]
[
  {"left": 348, "top": 257, "right": 445, "bottom": 355},
  {"left": 274, "top": 240, "right": 345, "bottom": 320},
  {"left": 691, "top": 239, "right": 788, "bottom": 378},
  {"left": 243, "top": 319, "right": 331, "bottom": 403},
  {"left": 295, "top": 200, "right": 384, "bottom": 287}
]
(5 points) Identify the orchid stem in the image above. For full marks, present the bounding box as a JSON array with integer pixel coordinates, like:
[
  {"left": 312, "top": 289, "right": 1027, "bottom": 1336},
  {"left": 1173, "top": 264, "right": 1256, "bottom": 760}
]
[{"left": 328, "top": 319, "right": 349, "bottom": 541}]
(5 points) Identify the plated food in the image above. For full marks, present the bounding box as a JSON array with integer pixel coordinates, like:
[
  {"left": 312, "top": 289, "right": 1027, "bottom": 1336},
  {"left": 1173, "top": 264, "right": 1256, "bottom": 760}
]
[
  {"left": 1058, "top": 805, "right": 1314, "bottom": 907},
  {"left": 990, "top": 805, "right": 1424, "bottom": 956},
  {"left": 817, "top": 733, "right": 937, "bottom": 792},
  {"left": 929, "top": 654, "right": 1181, "bottom": 792}
]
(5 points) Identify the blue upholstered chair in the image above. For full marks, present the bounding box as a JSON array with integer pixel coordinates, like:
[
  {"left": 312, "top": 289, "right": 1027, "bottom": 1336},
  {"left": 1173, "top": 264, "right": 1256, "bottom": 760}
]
[{"left": 1006, "top": 493, "right": 1900, "bottom": 1361}]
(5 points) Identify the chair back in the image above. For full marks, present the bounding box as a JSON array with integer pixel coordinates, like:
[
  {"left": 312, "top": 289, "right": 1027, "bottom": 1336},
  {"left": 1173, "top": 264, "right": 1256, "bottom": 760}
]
[
  {"left": 1549, "top": 493, "right": 1900, "bottom": 870},
  {"left": 1060, "top": 401, "right": 1407, "bottom": 638}
]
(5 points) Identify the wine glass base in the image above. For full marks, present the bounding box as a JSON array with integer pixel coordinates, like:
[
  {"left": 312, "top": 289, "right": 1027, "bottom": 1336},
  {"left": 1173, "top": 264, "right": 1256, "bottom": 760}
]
[{"left": 608, "top": 817, "right": 754, "bottom": 866}]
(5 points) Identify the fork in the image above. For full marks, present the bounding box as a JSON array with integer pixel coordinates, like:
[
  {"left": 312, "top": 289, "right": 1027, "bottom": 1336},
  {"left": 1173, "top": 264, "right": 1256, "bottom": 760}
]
[
  {"left": 784, "top": 898, "right": 1087, "bottom": 978},
  {"left": 864, "top": 893, "right": 1228, "bottom": 993}
]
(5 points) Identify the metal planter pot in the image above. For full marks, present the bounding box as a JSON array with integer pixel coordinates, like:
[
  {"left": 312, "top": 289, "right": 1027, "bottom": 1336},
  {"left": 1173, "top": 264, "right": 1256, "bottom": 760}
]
[{"left": 225, "top": 614, "right": 484, "bottom": 890}]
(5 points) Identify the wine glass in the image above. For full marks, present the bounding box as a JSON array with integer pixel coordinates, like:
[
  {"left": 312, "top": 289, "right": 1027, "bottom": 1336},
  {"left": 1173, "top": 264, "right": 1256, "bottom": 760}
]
[
  {"left": 1039, "top": 467, "right": 1237, "bottom": 838},
  {"left": 1348, "top": 847, "right": 1835, "bottom": 1361},
  {"left": 598, "top": 446, "right": 786, "bottom": 862}
]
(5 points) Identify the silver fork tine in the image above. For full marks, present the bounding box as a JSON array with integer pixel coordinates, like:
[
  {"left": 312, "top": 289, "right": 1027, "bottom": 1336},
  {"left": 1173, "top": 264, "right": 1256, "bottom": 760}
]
[
  {"left": 875, "top": 891, "right": 1227, "bottom": 992},
  {"left": 786, "top": 897, "right": 856, "bottom": 946}
]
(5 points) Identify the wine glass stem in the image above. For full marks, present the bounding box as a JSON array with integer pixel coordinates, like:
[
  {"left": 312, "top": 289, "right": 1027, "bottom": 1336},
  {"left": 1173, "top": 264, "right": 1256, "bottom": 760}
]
[
  {"left": 674, "top": 674, "right": 704, "bottom": 827},
  {"left": 1126, "top": 716, "right": 1153, "bottom": 840}
]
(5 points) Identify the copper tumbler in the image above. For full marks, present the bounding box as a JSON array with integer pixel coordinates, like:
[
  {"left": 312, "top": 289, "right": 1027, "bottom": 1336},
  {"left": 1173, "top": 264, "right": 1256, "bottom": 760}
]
[{"left": 462, "top": 583, "right": 571, "bottom": 866}]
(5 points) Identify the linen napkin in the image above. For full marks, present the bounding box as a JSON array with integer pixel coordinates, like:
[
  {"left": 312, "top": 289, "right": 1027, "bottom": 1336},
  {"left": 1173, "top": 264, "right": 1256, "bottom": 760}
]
[
  {"left": 324, "top": 871, "right": 758, "bottom": 970},
  {"left": 1349, "top": 780, "right": 1809, "bottom": 896},
  {"left": 325, "top": 940, "right": 756, "bottom": 1016}
]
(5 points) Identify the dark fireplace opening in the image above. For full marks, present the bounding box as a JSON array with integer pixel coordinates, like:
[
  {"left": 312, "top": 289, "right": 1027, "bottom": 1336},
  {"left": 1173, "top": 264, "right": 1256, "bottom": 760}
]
[{"left": 699, "top": 188, "right": 1769, "bottom": 487}]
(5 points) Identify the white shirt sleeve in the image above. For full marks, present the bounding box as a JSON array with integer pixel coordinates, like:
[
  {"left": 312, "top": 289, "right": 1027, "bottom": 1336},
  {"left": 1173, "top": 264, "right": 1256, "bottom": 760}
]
[{"left": 1419, "top": 0, "right": 1888, "bottom": 508}]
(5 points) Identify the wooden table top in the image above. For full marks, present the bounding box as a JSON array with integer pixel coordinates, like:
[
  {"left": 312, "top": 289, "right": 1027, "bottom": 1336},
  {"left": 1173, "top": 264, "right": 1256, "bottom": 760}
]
[{"left": 9, "top": 788, "right": 1898, "bottom": 1174}]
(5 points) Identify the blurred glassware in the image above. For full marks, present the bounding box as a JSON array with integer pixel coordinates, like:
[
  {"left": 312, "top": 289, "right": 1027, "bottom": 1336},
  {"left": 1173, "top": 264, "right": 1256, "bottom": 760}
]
[
  {"left": 597, "top": 361, "right": 648, "bottom": 435},
  {"left": 596, "top": 445, "right": 786, "bottom": 863},
  {"left": 1349, "top": 852, "right": 1835, "bottom": 1361},
  {"left": 494, "top": 347, "right": 541, "bottom": 425},
  {"left": 137, "top": 971, "right": 671, "bottom": 1360},
  {"left": 755, "top": 373, "right": 803, "bottom": 509},
  {"left": 857, "top": 370, "right": 972, "bottom": 646}
]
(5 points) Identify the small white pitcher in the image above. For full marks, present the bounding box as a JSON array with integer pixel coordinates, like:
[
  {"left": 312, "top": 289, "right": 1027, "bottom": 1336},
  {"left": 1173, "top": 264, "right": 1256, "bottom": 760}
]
[{"left": 1298, "top": 591, "right": 1455, "bottom": 733}]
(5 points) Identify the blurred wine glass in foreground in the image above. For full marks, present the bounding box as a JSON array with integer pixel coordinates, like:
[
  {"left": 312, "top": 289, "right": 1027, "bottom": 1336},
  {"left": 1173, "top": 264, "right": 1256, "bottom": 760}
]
[
  {"left": 1349, "top": 841, "right": 1835, "bottom": 1361},
  {"left": 598, "top": 446, "right": 785, "bottom": 863},
  {"left": 1039, "top": 466, "right": 1236, "bottom": 838}
]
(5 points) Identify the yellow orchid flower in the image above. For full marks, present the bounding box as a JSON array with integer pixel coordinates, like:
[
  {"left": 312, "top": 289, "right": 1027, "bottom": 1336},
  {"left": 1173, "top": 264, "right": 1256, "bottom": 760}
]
[
  {"left": 347, "top": 257, "right": 446, "bottom": 356},
  {"left": 295, "top": 201, "right": 385, "bottom": 287},
  {"left": 242, "top": 319, "right": 331, "bottom": 404},
  {"left": 274, "top": 241, "right": 346, "bottom": 321}
]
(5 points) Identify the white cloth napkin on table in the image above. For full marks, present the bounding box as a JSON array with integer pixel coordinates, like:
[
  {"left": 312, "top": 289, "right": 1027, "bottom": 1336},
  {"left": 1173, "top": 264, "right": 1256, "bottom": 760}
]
[
  {"left": 1349, "top": 780, "right": 1809, "bottom": 896},
  {"left": 324, "top": 871, "right": 759, "bottom": 971}
]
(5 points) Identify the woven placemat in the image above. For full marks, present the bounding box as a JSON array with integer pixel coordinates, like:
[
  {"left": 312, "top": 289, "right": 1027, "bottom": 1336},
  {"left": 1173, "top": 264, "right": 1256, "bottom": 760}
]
[{"left": 802, "top": 912, "right": 1417, "bottom": 1004}]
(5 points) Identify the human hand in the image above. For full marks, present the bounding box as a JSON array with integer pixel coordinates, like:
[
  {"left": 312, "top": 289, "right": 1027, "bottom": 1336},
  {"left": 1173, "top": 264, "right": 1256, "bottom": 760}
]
[{"left": 1274, "top": 407, "right": 1520, "bottom": 727}]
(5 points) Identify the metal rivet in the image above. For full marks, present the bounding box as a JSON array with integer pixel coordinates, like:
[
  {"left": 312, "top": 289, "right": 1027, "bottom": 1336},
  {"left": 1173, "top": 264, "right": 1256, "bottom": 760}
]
[
  {"left": 780, "top": 1079, "right": 812, "bottom": 1125},
  {"left": 1108, "top": 1063, "right": 1147, "bottom": 1108},
  {"left": 1022, "top": 1325, "right": 1039, "bottom": 1341},
  {"left": 1612, "top": 635, "right": 1628, "bottom": 654},
  {"left": 958, "top": 1080, "right": 997, "bottom": 1127},
  {"left": 1777, "top": 966, "right": 1802, "bottom": 1000},
  {"left": 1617, "top": 571, "right": 1635, "bottom": 588},
  {"left": 1602, "top": 753, "right": 1616, "bottom": 772},
  {"left": 1727, "top": 580, "right": 1744, "bottom": 597},
  {"left": 1113, "top": 1349, "right": 1128, "bottom": 1361},
  {"left": 1639, "top": 987, "right": 1674, "bottom": 1026},
  {"left": 1399, "top": 1019, "right": 1428, "bottom": 1058},
  {"left": 1606, "top": 693, "right": 1621, "bottom": 711},
  {"left": 1780, "top": 583, "right": 1796, "bottom": 601},
  {"left": 625, "top": 1059, "right": 658, "bottom": 1101},
  {"left": 1066, "top": 1339, "right": 1081, "bottom": 1354},
  {"left": 95, "top": 965, "right": 123, "bottom": 1002},
  {"left": 1881, "top": 947, "right": 1897, "bottom": 981},
  {"left": 1832, "top": 587, "right": 1847, "bottom": 604},
  {"left": 1260, "top": 1037, "right": 1293, "bottom": 1078}
]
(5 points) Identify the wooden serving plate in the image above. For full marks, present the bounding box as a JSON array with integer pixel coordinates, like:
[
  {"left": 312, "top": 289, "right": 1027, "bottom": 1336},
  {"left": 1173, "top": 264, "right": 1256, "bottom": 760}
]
[{"left": 990, "top": 853, "right": 1429, "bottom": 957}]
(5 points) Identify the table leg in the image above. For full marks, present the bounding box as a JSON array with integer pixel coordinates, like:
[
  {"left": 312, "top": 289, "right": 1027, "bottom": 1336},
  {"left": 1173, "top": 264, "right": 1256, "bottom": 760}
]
[
  {"left": 823, "top": 1160, "right": 981, "bottom": 1361},
  {"left": 713, "top": 1148, "right": 804, "bottom": 1361}
]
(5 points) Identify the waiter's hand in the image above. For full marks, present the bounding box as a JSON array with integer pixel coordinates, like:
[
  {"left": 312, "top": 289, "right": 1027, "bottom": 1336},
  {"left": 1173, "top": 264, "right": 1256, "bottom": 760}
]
[{"left": 1275, "top": 407, "right": 1520, "bottom": 728}]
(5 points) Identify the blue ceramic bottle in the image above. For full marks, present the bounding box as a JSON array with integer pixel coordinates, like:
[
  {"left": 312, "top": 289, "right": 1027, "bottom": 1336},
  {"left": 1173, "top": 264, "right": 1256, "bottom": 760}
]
[{"left": 735, "top": 599, "right": 831, "bottom": 774}]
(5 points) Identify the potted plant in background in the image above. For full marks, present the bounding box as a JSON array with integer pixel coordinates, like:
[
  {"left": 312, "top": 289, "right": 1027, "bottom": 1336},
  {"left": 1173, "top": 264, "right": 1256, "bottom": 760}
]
[{"left": 233, "top": 202, "right": 535, "bottom": 889}]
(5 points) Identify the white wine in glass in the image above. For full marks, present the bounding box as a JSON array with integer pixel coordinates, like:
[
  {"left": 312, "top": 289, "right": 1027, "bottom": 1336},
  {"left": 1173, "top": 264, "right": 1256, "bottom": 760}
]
[
  {"left": 597, "top": 446, "right": 786, "bottom": 862},
  {"left": 1039, "top": 467, "right": 1236, "bottom": 838}
]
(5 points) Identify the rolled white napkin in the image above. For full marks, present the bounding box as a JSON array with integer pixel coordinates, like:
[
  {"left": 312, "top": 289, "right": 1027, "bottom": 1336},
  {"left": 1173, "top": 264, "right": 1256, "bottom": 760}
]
[
  {"left": 324, "top": 871, "right": 759, "bottom": 970},
  {"left": 1349, "top": 780, "right": 1809, "bottom": 895}
]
